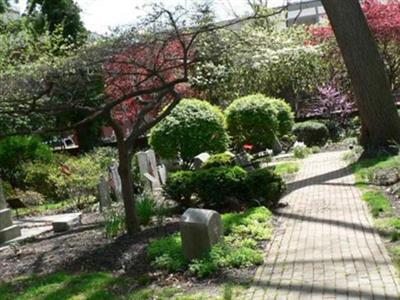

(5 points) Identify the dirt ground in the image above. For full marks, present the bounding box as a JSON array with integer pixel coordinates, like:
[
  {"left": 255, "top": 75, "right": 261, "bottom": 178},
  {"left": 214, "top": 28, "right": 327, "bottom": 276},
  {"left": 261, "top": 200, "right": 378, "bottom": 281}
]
[{"left": 0, "top": 213, "right": 256, "bottom": 295}]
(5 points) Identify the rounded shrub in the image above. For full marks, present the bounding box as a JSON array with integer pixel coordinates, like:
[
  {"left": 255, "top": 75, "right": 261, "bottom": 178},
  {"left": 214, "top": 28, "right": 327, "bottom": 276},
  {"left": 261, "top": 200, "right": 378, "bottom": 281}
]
[
  {"left": 292, "top": 121, "right": 329, "bottom": 147},
  {"left": 0, "top": 136, "right": 53, "bottom": 187},
  {"left": 225, "top": 94, "right": 293, "bottom": 151},
  {"left": 150, "top": 99, "right": 229, "bottom": 162}
]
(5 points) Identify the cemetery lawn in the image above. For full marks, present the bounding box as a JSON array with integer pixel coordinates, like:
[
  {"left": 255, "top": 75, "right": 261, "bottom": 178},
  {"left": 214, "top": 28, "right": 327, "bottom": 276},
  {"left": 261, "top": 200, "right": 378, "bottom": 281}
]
[{"left": 349, "top": 154, "right": 400, "bottom": 273}]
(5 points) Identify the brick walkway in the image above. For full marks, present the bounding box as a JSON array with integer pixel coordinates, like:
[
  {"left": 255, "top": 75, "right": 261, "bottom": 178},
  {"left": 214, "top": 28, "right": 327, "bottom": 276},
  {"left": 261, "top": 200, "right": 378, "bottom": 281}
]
[{"left": 247, "top": 151, "right": 400, "bottom": 300}]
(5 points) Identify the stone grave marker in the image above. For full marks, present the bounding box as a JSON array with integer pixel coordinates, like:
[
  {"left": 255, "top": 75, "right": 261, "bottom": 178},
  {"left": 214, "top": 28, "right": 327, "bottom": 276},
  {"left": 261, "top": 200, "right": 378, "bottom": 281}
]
[
  {"left": 136, "top": 150, "right": 161, "bottom": 191},
  {"left": 109, "top": 162, "right": 123, "bottom": 202},
  {"left": 193, "top": 152, "right": 210, "bottom": 169},
  {"left": 98, "top": 176, "right": 111, "bottom": 212},
  {"left": 180, "top": 208, "right": 223, "bottom": 260},
  {"left": 157, "top": 164, "right": 167, "bottom": 185},
  {"left": 0, "top": 179, "right": 21, "bottom": 244}
]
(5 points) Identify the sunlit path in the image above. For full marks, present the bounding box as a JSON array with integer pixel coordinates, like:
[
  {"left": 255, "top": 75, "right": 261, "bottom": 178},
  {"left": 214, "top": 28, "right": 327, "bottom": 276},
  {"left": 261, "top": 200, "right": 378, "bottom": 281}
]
[{"left": 247, "top": 151, "right": 400, "bottom": 300}]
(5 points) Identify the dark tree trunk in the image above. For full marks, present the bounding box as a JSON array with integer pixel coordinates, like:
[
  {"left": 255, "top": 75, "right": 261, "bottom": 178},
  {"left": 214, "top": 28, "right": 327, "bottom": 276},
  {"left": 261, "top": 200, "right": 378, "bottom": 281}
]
[
  {"left": 116, "top": 138, "right": 140, "bottom": 234},
  {"left": 321, "top": 0, "right": 400, "bottom": 155},
  {"left": 111, "top": 118, "right": 140, "bottom": 235}
]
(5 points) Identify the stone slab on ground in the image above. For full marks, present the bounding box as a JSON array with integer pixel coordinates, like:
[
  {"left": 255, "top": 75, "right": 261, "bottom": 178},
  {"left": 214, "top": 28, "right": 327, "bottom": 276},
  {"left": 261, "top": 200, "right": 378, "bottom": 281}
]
[
  {"left": 52, "top": 213, "right": 82, "bottom": 232},
  {"left": 0, "top": 225, "right": 21, "bottom": 244},
  {"left": 0, "top": 209, "right": 13, "bottom": 229},
  {"left": 247, "top": 151, "right": 400, "bottom": 299}
]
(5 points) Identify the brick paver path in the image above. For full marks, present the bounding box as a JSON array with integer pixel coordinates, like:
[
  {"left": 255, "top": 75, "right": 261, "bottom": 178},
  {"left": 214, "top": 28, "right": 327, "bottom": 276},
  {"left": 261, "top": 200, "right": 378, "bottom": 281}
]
[{"left": 247, "top": 151, "right": 400, "bottom": 300}]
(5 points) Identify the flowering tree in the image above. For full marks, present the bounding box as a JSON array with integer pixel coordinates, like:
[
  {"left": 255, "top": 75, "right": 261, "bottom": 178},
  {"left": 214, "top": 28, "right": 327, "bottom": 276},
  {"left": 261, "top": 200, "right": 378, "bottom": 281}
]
[
  {"left": 192, "top": 20, "right": 328, "bottom": 110},
  {"left": 0, "top": 5, "right": 280, "bottom": 234}
]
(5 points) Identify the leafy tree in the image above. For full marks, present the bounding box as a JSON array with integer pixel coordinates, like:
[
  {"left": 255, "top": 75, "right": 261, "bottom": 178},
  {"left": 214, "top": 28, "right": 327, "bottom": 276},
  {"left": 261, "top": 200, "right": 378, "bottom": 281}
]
[
  {"left": 0, "top": 5, "right": 281, "bottom": 234},
  {"left": 192, "top": 21, "right": 327, "bottom": 109},
  {"left": 27, "top": 0, "right": 87, "bottom": 45}
]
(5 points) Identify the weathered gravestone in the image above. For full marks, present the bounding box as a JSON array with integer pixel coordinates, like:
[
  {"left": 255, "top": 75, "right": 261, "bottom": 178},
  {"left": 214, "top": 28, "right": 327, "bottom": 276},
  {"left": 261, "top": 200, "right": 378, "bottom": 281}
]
[
  {"left": 180, "top": 208, "right": 223, "bottom": 260},
  {"left": 136, "top": 150, "right": 161, "bottom": 191},
  {"left": 98, "top": 176, "right": 111, "bottom": 212},
  {"left": 193, "top": 152, "right": 210, "bottom": 169},
  {"left": 109, "top": 162, "right": 123, "bottom": 202},
  {"left": 157, "top": 164, "right": 167, "bottom": 185},
  {"left": 0, "top": 179, "right": 21, "bottom": 244}
]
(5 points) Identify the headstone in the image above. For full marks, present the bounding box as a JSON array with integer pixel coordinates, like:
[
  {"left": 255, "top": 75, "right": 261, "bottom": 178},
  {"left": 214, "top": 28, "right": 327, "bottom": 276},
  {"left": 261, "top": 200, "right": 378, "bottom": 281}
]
[
  {"left": 0, "top": 179, "right": 21, "bottom": 244},
  {"left": 157, "top": 164, "right": 167, "bottom": 185},
  {"left": 98, "top": 176, "right": 111, "bottom": 212},
  {"left": 193, "top": 152, "right": 210, "bottom": 169},
  {"left": 109, "top": 162, "right": 123, "bottom": 202},
  {"left": 180, "top": 208, "right": 223, "bottom": 260},
  {"left": 136, "top": 150, "right": 161, "bottom": 190}
]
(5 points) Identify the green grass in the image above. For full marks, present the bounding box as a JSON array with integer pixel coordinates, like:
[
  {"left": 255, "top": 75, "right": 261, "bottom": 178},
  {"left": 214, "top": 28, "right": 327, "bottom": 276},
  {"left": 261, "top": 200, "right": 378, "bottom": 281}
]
[
  {"left": 0, "top": 272, "right": 119, "bottom": 300},
  {"left": 390, "top": 246, "right": 400, "bottom": 270},
  {"left": 0, "top": 272, "right": 219, "bottom": 300},
  {"left": 375, "top": 217, "right": 400, "bottom": 241},
  {"left": 351, "top": 154, "right": 400, "bottom": 185},
  {"left": 148, "top": 207, "right": 273, "bottom": 278},
  {"left": 274, "top": 162, "right": 300, "bottom": 176},
  {"left": 362, "top": 190, "right": 393, "bottom": 218},
  {"left": 12, "top": 200, "right": 71, "bottom": 217}
]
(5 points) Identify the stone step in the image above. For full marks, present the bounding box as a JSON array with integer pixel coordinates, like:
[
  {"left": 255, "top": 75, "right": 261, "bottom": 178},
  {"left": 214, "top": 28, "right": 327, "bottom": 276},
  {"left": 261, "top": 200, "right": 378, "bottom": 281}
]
[
  {"left": 0, "top": 225, "right": 21, "bottom": 244},
  {"left": 0, "top": 209, "right": 12, "bottom": 230}
]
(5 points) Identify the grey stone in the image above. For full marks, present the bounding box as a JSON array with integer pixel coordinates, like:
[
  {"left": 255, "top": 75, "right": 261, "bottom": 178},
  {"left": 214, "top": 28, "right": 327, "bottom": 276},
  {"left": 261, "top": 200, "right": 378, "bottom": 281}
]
[
  {"left": 137, "top": 150, "right": 161, "bottom": 191},
  {"left": 0, "top": 179, "right": 6, "bottom": 210},
  {"left": 234, "top": 152, "right": 255, "bottom": 171},
  {"left": 0, "top": 180, "right": 21, "bottom": 244},
  {"left": 98, "top": 176, "right": 111, "bottom": 212},
  {"left": 52, "top": 213, "right": 82, "bottom": 232},
  {"left": 193, "top": 152, "right": 210, "bottom": 169},
  {"left": 180, "top": 208, "right": 223, "bottom": 260},
  {"left": 157, "top": 164, "right": 167, "bottom": 185},
  {"left": 0, "top": 225, "right": 21, "bottom": 243},
  {"left": 372, "top": 168, "right": 399, "bottom": 186},
  {"left": 0, "top": 209, "right": 13, "bottom": 230},
  {"left": 109, "top": 163, "right": 123, "bottom": 202}
]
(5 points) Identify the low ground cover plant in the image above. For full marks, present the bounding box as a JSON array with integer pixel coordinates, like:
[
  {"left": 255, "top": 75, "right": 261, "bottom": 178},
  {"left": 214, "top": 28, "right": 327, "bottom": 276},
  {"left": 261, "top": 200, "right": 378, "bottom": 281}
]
[{"left": 148, "top": 207, "right": 272, "bottom": 278}]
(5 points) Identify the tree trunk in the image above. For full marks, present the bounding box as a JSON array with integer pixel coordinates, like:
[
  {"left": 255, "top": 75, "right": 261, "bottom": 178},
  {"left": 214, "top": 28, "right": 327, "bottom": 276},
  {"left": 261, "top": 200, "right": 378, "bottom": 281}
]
[
  {"left": 321, "top": 0, "right": 400, "bottom": 155},
  {"left": 116, "top": 139, "right": 140, "bottom": 234}
]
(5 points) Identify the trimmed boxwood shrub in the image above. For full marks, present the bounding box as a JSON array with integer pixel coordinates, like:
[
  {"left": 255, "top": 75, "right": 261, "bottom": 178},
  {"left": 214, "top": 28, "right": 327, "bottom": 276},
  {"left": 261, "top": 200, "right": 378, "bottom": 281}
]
[
  {"left": 292, "top": 121, "right": 329, "bottom": 147},
  {"left": 164, "top": 166, "right": 285, "bottom": 209},
  {"left": 225, "top": 94, "right": 294, "bottom": 151},
  {"left": 149, "top": 99, "right": 229, "bottom": 163}
]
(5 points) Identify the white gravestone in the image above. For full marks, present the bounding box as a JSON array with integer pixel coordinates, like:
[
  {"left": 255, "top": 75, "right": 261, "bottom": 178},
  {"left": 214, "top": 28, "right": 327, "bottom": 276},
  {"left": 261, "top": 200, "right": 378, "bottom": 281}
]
[
  {"left": 180, "top": 208, "right": 223, "bottom": 260},
  {"left": 98, "top": 176, "right": 111, "bottom": 211},
  {"left": 109, "top": 163, "right": 123, "bottom": 202},
  {"left": 0, "top": 179, "right": 21, "bottom": 244}
]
